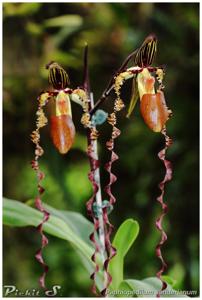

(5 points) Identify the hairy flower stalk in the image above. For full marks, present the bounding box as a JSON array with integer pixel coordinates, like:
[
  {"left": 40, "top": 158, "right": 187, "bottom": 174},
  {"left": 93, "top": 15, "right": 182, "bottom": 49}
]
[
  {"left": 83, "top": 104, "right": 117, "bottom": 296},
  {"left": 30, "top": 92, "right": 50, "bottom": 289},
  {"left": 82, "top": 100, "right": 108, "bottom": 295},
  {"left": 86, "top": 131, "right": 104, "bottom": 295},
  {"left": 80, "top": 45, "right": 110, "bottom": 296}
]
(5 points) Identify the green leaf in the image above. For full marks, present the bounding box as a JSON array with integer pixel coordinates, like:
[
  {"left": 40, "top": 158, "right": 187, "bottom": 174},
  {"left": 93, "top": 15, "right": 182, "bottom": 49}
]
[
  {"left": 43, "top": 203, "right": 93, "bottom": 246},
  {"left": 115, "top": 281, "right": 135, "bottom": 298},
  {"left": 117, "top": 277, "right": 188, "bottom": 298},
  {"left": 43, "top": 15, "right": 83, "bottom": 28},
  {"left": 3, "top": 3, "right": 42, "bottom": 17},
  {"left": 161, "top": 275, "right": 177, "bottom": 288},
  {"left": 51, "top": 27, "right": 81, "bottom": 47},
  {"left": 3, "top": 198, "right": 106, "bottom": 291},
  {"left": 72, "top": 134, "right": 88, "bottom": 152},
  {"left": 26, "top": 22, "right": 43, "bottom": 36},
  {"left": 3, "top": 198, "right": 92, "bottom": 257},
  {"left": 109, "top": 219, "right": 139, "bottom": 290}
]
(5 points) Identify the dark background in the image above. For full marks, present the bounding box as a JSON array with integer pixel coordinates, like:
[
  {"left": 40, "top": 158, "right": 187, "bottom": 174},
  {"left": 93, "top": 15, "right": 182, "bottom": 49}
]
[{"left": 3, "top": 3, "right": 199, "bottom": 297}]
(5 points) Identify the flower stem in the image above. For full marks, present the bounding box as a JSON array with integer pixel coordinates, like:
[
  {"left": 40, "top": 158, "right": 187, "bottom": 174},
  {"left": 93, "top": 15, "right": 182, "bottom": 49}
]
[
  {"left": 90, "top": 93, "right": 106, "bottom": 265},
  {"left": 83, "top": 44, "right": 108, "bottom": 294}
]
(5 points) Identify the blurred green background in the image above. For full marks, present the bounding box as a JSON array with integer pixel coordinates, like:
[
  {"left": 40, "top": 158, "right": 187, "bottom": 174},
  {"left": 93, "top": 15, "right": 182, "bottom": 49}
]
[{"left": 3, "top": 2, "right": 199, "bottom": 297}]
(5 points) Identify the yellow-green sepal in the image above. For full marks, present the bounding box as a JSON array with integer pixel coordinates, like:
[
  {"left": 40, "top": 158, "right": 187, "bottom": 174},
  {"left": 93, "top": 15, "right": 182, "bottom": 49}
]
[{"left": 126, "top": 76, "right": 139, "bottom": 118}]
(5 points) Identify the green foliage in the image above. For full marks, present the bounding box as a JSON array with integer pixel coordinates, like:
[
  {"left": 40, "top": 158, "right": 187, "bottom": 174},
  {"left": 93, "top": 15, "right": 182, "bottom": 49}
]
[
  {"left": 3, "top": 3, "right": 42, "bottom": 17},
  {"left": 109, "top": 219, "right": 139, "bottom": 289},
  {"left": 3, "top": 198, "right": 93, "bottom": 258},
  {"left": 118, "top": 278, "right": 188, "bottom": 298},
  {"left": 3, "top": 197, "right": 102, "bottom": 291},
  {"left": 43, "top": 15, "right": 83, "bottom": 28},
  {"left": 4, "top": 198, "right": 186, "bottom": 297}
]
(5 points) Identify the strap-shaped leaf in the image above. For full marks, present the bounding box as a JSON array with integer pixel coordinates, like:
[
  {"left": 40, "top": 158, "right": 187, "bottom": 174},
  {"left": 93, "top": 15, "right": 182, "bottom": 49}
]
[
  {"left": 118, "top": 277, "right": 188, "bottom": 298},
  {"left": 109, "top": 219, "right": 139, "bottom": 290},
  {"left": 3, "top": 198, "right": 96, "bottom": 270},
  {"left": 3, "top": 197, "right": 105, "bottom": 291}
]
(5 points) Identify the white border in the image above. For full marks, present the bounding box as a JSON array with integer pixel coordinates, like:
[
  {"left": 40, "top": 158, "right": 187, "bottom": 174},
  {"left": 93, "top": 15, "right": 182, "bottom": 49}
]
[{"left": 1, "top": 1, "right": 200, "bottom": 299}]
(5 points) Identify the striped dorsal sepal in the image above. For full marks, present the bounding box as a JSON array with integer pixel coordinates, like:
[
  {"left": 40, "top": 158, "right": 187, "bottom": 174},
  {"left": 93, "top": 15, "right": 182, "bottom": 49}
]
[
  {"left": 134, "top": 34, "right": 157, "bottom": 68},
  {"left": 46, "top": 61, "right": 70, "bottom": 90}
]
